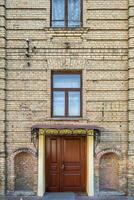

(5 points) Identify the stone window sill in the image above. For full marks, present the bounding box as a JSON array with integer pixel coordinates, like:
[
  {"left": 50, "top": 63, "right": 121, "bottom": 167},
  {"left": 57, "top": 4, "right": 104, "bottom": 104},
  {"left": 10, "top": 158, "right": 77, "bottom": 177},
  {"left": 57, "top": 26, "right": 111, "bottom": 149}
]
[
  {"left": 43, "top": 27, "right": 90, "bottom": 34},
  {"left": 46, "top": 117, "right": 88, "bottom": 121}
]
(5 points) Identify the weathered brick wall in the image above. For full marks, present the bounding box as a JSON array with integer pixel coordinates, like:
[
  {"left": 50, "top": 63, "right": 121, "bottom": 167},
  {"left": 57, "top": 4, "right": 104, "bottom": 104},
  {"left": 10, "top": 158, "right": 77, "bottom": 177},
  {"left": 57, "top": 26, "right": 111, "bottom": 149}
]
[
  {"left": 14, "top": 152, "right": 37, "bottom": 192},
  {"left": 99, "top": 153, "right": 119, "bottom": 191},
  {"left": 0, "top": 0, "right": 134, "bottom": 196},
  {"left": 128, "top": 0, "right": 134, "bottom": 195},
  {"left": 0, "top": 0, "right": 6, "bottom": 195}
]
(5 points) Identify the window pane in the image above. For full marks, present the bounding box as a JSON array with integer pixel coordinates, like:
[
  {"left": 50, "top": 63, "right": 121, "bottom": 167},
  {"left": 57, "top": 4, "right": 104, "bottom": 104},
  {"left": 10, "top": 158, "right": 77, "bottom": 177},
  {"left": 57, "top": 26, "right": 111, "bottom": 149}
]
[
  {"left": 52, "top": 21, "right": 65, "bottom": 27},
  {"left": 68, "top": 92, "right": 80, "bottom": 116},
  {"left": 52, "top": 0, "right": 65, "bottom": 27},
  {"left": 68, "top": 0, "right": 80, "bottom": 27},
  {"left": 53, "top": 91, "right": 65, "bottom": 116},
  {"left": 53, "top": 74, "right": 80, "bottom": 88}
]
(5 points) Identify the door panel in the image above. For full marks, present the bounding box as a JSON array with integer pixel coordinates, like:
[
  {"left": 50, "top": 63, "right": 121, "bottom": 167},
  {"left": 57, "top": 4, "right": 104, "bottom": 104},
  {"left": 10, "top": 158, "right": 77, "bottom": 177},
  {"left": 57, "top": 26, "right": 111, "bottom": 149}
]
[
  {"left": 46, "top": 137, "right": 60, "bottom": 192},
  {"left": 63, "top": 138, "right": 81, "bottom": 162},
  {"left": 61, "top": 137, "right": 86, "bottom": 192},
  {"left": 46, "top": 136, "right": 86, "bottom": 192}
]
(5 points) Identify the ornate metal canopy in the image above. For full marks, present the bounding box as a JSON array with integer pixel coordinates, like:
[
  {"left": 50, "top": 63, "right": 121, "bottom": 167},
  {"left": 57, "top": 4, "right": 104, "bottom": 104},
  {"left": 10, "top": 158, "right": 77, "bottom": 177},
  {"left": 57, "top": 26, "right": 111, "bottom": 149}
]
[
  {"left": 31, "top": 124, "right": 101, "bottom": 157},
  {"left": 31, "top": 124, "right": 101, "bottom": 149}
]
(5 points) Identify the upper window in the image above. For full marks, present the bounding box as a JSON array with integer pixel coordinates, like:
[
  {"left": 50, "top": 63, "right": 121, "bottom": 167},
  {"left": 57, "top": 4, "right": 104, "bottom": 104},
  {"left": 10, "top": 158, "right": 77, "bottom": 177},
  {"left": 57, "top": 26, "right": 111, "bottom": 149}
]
[
  {"left": 52, "top": 72, "right": 82, "bottom": 117},
  {"left": 51, "top": 0, "right": 82, "bottom": 28}
]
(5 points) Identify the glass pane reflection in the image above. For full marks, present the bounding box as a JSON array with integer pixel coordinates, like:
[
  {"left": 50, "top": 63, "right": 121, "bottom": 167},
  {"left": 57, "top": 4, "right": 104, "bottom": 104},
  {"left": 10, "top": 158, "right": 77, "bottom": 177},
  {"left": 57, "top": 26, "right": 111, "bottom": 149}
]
[
  {"left": 52, "top": 21, "right": 65, "bottom": 27},
  {"left": 53, "top": 91, "right": 65, "bottom": 116},
  {"left": 69, "top": 91, "right": 80, "bottom": 116},
  {"left": 52, "top": 0, "right": 65, "bottom": 27},
  {"left": 68, "top": 0, "right": 80, "bottom": 27},
  {"left": 53, "top": 74, "right": 80, "bottom": 88}
]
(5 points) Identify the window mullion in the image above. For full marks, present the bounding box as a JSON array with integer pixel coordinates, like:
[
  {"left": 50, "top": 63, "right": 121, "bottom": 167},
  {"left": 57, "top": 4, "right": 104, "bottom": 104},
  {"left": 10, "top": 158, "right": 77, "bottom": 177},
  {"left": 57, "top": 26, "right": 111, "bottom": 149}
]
[
  {"left": 65, "top": 0, "right": 68, "bottom": 27},
  {"left": 80, "top": 90, "right": 82, "bottom": 117},
  {"left": 65, "top": 91, "right": 68, "bottom": 116}
]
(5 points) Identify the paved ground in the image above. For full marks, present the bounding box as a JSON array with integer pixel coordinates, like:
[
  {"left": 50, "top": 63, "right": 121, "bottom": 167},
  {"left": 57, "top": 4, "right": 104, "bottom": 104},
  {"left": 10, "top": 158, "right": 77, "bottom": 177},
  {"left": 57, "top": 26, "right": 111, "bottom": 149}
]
[
  {"left": 76, "top": 194, "right": 134, "bottom": 200},
  {"left": 43, "top": 192, "right": 75, "bottom": 200},
  {"left": 0, "top": 195, "right": 134, "bottom": 200}
]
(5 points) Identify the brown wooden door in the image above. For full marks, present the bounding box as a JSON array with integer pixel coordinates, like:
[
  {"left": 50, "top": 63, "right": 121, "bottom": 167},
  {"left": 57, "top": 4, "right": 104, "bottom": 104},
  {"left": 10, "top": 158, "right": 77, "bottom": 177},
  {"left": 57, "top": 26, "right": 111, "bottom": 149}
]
[{"left": 46, "top": 136, "right": 86, "bottom": 192}]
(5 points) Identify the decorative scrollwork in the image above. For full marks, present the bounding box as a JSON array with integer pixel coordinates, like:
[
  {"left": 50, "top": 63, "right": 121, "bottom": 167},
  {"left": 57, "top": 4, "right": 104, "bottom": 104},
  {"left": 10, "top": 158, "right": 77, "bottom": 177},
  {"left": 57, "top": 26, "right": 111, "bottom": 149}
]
[
  {"left": 59, "top": 129, "right": 72, "bottom": 135},
  {"left": 73, "top": 129, "right": 86, "bottom": 135},
  {"left": 87, "top": 129, "right": 94, "bottom": 136},
  {"left": 32, "top": 127, "right": 100, "bottom": 140},
  {"left": 39, "top": 129, "right": 46, "bottom": 135},
  {"left": 33, "top": 128, "right": 96, "bottom": 136},
  {"left": 45, "top": 128, "right": 59, "bottom": 135}
]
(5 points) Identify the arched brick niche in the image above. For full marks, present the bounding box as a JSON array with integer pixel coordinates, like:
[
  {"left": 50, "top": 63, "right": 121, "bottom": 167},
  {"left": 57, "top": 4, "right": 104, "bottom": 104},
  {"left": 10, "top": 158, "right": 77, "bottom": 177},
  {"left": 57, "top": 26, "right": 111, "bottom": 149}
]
[
  {"left": 9, "top": 148, "right": 37, "bottom": 193},
  {"left": 99, "top": 153, "right": 119, "bottom": 191},
  {"left": 14, "top": 152, "right": 36, "bottom": 191}
]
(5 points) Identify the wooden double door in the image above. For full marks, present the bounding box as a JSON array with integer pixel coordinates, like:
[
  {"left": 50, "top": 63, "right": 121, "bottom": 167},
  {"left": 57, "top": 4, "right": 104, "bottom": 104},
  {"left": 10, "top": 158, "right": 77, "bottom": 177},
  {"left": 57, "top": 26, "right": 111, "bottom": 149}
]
[{"left": 45, "top": 136, "right": 86, "bottom": 192}]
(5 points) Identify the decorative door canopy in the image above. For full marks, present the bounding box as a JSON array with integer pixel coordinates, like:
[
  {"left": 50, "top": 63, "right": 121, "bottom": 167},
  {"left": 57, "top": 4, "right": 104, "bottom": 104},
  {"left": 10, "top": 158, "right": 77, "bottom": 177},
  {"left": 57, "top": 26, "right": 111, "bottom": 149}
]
[{"left": 31, "top": 124, "right": 101, "bottom": 141}]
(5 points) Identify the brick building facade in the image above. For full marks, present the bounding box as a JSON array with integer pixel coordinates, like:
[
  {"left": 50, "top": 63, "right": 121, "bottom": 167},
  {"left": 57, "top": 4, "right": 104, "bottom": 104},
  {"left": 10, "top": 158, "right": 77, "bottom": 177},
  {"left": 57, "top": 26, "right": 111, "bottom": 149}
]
[{"left": 0, "top": 0, "right": 134, "bottom": 197}]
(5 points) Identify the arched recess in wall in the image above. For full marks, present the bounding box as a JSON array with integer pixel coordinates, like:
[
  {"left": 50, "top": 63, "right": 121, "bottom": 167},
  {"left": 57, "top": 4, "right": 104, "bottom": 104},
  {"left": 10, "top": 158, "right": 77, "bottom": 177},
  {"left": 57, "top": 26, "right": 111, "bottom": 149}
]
[
  {"left": 14, "top": 151, "right": 37, "bottom": 191},
  {"left": 99, "top": 153, "right": 119, "bottom": 191}
]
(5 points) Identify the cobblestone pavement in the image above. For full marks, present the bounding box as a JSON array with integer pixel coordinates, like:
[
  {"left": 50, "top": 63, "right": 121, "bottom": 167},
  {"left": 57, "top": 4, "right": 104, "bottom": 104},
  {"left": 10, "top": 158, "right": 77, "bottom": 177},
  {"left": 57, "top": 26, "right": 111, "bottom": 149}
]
[{"left": 0, "top": 195, "right": 134, "bottom": 200}]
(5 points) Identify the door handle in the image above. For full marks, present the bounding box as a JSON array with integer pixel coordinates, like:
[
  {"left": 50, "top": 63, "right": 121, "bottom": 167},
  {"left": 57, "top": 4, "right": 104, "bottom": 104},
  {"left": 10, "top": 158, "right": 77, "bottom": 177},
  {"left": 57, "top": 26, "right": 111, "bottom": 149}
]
[{"left": 61, "top": 163, "right": 65, "bottom": 170}]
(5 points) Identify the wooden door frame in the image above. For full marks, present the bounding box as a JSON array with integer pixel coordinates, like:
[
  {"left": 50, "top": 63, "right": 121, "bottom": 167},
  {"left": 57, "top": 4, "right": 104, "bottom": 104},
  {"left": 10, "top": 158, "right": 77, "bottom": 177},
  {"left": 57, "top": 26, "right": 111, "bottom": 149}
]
[{"left": 37, "top": 133, "right": 94, "bottom": 196}]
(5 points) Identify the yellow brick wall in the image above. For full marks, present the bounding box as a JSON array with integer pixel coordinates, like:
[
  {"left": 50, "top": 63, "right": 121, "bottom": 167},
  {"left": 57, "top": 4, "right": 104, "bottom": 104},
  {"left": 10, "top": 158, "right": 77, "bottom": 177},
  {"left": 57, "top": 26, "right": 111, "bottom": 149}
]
[
  {"left": 0, "top": 0, "right": 134, "bottom": 196},
  {"left": 128, "top": 0, "right": 134, "bottom": 195},
  {"left": 0, "top": 0, "right": 6, "bottom": 195}
]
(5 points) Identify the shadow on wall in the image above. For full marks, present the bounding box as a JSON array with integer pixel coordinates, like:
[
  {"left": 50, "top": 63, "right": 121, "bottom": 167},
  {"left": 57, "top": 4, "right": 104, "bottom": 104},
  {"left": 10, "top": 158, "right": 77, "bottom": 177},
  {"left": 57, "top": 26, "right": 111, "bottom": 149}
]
[
  {"left": 99, "top": 153, "right": 119, "bottom": 192},
  {"left": 14, "top": 152, "right": 37, "bottom": 192}
]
